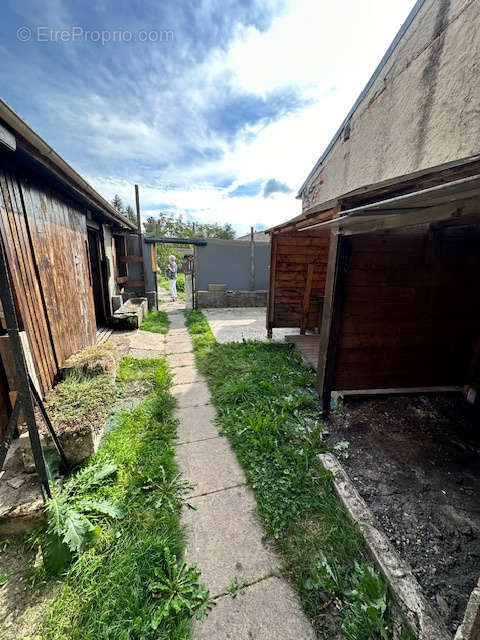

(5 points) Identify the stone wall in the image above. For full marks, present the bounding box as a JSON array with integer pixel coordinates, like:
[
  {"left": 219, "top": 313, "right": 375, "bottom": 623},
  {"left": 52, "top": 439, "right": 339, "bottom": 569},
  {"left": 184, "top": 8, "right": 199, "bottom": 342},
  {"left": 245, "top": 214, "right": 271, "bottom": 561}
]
[
  {"left": 197, "top": 290, "right": 267, "bottom": 308},
  {"left": 302, "top": 0, "right": 480, "bottom": 211}
]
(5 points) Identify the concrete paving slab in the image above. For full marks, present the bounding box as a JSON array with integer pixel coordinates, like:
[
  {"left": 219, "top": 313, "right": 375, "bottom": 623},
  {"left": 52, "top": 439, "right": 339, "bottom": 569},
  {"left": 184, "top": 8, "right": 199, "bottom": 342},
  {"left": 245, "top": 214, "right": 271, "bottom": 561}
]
[
  {"left": 165, "top": 336, "right": 193, "bottom": 352},
  {"left": 182, "top": 485, "right": 279, "bottom": 594},
  {"left": 172, "top": 366, "right": 202, "bottom": 385},
  {"left": 194, "top": 576, "right": 316, "bottom": 639},
  {"left": 204, "top": 307, "right": 299, "bottom": 343},
  {"left": 172, "top": 381, "right": 211, "bottom": 407},
  {"left": 176, "top": 437, "right": 245, "bottom": 497},
  {"left": 175, "top": 405, "right": 219, "bottom": 443},
  {"left": 167, "top": 352, "right": 196, "bottom": 368},
  {"left": 168, "top": 327, "right": 189, "bottom": 336},
  {"left": 129, "top": 347, "right": 165, "bottom": 359},
  {"left": 129, "top": 330, "right": 166, "bottom": 351},
  {"left": 168, "top": 316, "right": 186, "bottom": 330}
]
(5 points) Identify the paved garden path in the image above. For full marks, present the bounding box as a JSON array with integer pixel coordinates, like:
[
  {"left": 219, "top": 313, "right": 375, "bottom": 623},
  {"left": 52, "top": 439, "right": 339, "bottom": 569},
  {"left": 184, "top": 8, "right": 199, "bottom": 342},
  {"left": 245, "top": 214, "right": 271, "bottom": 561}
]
[{"left": 155, "top": 301, "right": 315, "bottom": 638}]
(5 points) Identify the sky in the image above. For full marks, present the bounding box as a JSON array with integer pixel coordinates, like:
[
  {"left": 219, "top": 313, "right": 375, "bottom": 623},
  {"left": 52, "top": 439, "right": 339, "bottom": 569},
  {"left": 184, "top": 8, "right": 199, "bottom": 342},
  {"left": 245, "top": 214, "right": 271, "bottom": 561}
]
[{"left": 0, "top": 0, "right": 417, "bottom": 235}]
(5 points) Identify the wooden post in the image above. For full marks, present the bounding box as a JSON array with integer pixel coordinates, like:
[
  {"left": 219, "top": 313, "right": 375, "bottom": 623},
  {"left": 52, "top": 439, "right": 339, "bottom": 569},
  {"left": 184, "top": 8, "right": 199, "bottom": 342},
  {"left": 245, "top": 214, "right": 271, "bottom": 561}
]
[
  {"left": 266, "top": 233, "right": 277, "bottom": 338},
  {"left": 134, "top": 184, "right": 143, "bottom": 253},
  {"left": 300, "top": 264, "right": 315, "bottom": 335},
  {"left": 134, "top": 184, "right": 145, "bottom": 293},
  {"left": 316, "top": 232, "right": 349, "bottom": 415},
  {"left": 250, "top": 226, "right": 255, "bottom": 291}
]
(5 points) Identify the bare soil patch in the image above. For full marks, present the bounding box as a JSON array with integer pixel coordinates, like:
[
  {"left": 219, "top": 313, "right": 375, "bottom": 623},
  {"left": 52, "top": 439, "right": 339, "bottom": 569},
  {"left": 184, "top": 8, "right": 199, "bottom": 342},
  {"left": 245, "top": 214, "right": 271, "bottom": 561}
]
[
  {"left": 328, "top": 393, "right": 480, "bottom": 634},
  {"left": 0, "top": 536, "right": 59, "bottom": 639}
]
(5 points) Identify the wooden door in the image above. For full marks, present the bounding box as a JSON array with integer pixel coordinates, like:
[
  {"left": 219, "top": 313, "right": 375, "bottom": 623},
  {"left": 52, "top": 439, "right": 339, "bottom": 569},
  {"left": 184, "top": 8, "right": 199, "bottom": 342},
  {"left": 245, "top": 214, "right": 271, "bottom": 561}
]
[{"left": 87, "top": 228, "right": 107, "bottom": 326}]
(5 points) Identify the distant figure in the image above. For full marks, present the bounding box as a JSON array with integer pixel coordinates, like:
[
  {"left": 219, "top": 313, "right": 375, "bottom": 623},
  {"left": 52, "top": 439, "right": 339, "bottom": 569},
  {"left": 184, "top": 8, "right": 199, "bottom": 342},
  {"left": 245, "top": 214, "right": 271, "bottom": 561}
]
[{"left": 166, "top": 255, "right": 178, "bottom": 301}]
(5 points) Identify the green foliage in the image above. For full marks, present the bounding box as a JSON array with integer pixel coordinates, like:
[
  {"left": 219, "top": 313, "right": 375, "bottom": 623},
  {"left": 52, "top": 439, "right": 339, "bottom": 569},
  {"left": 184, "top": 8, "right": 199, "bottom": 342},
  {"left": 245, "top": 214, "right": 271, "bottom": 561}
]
[
  {"left": 143, "top": 212, "right": 235, "bottom": 241},
  {"left": 41, "top": 461, "right": 123, "bottom": 568},
  {"left": 39, "top": 357, "right": 209, "bottom": 639},
  {"left": 111, "top": 195, "right": 137, "bottom": 225},
  {"left": 226, "top": 577, "right": 247, "bottom": 598},
  {"left": 140, "top": 310, "right": 170, "bottom": 334},
  {"left": 149, "top": 547, "right": 213, "bottom": 628},
  {"left": 341, "top": 563, "right": 389, "bottom": 640},
  {"left": 185, "top": 311, "right": 414, "bottom": 639},
  {"left": 0, "top": 571, "right": 11, "bottom": 586},
  {"left": 144, "top": 212, "right": 235, "bottom": 275},
  {"left": 184, "top": 310, "right": 215, "bottom": 356}
]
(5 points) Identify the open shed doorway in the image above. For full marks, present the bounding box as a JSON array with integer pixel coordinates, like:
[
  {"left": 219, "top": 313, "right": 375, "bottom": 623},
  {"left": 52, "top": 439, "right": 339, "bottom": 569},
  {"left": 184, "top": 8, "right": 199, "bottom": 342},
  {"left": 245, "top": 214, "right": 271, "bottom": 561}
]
[{"left": 87, "top": 228, "right": 108, "bottom": 327}]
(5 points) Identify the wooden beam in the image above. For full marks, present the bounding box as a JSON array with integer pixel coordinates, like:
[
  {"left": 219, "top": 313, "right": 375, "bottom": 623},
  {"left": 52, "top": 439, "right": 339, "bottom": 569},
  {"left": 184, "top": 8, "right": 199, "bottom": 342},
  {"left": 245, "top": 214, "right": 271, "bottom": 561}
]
[
  {"left": 125, "top": 280, "right": 145, "bottom": 288},
  {"left": 316, "top": 233, "right": 349, "bottom": 414},
  {"left": 300, "top": 264, "right": 315, "bottom": 335},
  {"left": 333, "top": 386, "right": 462, "bottom": 399},
  {"left": 267, "top": 234, "right": 278, "bottom": 329},
  {"left": 150, "top": 243, "right": 158, "bottom": 273}
]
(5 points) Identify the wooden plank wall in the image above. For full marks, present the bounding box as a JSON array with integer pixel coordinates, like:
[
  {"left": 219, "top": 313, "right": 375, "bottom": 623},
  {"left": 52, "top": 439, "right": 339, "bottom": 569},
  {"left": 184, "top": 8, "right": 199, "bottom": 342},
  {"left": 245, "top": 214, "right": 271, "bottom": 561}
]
[
  {"left": 0, "top": 162, "right": 97, "bottom": 395},
  {"left": 21, "top": 179, "right": 96, "bottom": 367},
  {"left": 269, "top": 229, "right": 331, "bottom": 328},
  {"left": 332, "top": 225, "right": 480, "bottom": 390},
  {"left": 0, "top": 168, "right": 57, "bottom": 392}
]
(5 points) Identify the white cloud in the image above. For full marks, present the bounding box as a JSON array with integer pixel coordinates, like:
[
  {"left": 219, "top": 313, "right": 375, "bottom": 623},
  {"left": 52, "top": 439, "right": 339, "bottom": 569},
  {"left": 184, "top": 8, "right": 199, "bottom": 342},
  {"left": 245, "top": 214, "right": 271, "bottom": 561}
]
[{"left": 85, "top": 0, "right": 417, "bottom": 231}]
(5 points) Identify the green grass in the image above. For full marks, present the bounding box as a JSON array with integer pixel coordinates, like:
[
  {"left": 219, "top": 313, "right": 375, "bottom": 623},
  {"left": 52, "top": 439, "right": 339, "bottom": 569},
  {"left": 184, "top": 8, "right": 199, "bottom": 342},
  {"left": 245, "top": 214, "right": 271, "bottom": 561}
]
[
  {"left": 37, "top": 357, "right": 210, "bottom": 640},
  {"left": 184, "top": 310, "right": 415, "bottom": 640},
  {"left": 140, "top": 310, "right": 170, "bottom": 334},
  {"left": 157, "top": 272, "right": 186, "bottom": 300}
]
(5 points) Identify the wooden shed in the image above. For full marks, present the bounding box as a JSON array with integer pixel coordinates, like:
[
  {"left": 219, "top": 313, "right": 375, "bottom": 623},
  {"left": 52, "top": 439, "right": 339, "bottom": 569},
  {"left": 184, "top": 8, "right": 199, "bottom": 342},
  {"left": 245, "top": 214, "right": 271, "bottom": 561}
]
[
  {"left": 267, "top": 159, "right": 480, "bottom": 411},
  {"left": 0, "top": 100, "right": 136, "bottom": 437}
]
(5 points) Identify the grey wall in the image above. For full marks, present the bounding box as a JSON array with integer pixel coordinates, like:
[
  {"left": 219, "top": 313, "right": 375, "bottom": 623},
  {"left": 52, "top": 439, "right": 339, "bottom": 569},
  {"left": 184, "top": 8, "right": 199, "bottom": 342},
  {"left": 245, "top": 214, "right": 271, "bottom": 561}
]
[
  {"left": 301, "top": 0, "right": 480, "bottom": 212},
  {"left": 196, "top": 238, "right": 270, "bottom": 291}
]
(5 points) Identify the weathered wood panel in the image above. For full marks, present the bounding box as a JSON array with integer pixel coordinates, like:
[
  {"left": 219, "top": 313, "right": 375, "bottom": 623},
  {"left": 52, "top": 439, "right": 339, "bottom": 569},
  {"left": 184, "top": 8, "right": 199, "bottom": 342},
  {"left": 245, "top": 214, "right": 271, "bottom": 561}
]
[
  {"left": 0, "top": 169, "right": 57, "bottom": 392},
  {"left": 269, "top": 229, "right": 330, "bottom": 329},
  {"left": 332, "top": 225, "right": 480, "bottom": 390},
  {"left": 20, "top": 177, "right": 96, "bottom": 368},
  {"left": 0, "top": 159, "right": 97, "bottom": 397}
]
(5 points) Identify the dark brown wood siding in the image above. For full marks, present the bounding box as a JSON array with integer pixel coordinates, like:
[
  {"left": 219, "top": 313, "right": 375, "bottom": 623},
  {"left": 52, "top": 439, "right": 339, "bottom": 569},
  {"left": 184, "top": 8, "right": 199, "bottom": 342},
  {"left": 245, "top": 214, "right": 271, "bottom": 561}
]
[
  {"left": 332, "top": 225, "right": 480, "bottom": 390},
  {"left": 21, "top": 178, "right": 96, "bottom": 366},
  {"left": 0, "top": 162, "right": 97, "bottom": 395},
  {"left": 268, "top": 230, "right": 331, "bottom": 328},
  {"left": 0, "top": 168, "right": 57, "bottom": 392}
]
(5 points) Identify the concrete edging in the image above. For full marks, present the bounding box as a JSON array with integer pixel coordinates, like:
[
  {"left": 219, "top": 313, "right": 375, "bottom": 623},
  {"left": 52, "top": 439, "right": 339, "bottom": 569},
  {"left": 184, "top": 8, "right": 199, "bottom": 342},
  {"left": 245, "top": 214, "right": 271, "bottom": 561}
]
[
  {"left": 318, "top": 453, "right": 451, "bottom": 640},
  {"left": 455, "top": 579, "right": 480, "bottom": 640}
]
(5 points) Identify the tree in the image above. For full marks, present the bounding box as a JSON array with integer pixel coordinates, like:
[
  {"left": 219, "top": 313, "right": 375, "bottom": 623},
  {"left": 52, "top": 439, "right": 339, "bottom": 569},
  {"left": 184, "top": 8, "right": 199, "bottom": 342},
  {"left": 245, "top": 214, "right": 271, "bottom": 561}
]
[
  {"left": 143, "top": 213, "right": 235, "bottom": 240},
  {"left": 112, "top": 195, "right": 137, "bottom": 227},
  {"left": 111, "top": 194, "right": 124, "bottom": 213},
  {"left": 125, "top": 205, "right": 137, "bottom": 226},
  {"left": 143, "top": 212, "right": 236, "bottom": 268}
]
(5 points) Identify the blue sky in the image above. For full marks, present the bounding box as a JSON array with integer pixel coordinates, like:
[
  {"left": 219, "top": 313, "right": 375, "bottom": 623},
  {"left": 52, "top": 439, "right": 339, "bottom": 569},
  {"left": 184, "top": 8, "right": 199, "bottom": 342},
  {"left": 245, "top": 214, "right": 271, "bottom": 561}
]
[{"left": 0, "top": 0, "right": 416, "bottom": 235}]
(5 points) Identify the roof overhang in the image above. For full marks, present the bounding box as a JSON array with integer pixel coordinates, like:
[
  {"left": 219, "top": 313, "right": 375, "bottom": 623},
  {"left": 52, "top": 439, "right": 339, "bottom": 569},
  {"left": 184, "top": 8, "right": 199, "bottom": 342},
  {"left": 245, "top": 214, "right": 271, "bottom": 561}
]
[
  {"left": 299, "top": 174, "right": 480, "bottom": 235},
  {"left": 143, "top": 236, "right": 207, "bottom": 246},
  {"left": 0, "top": 99, "right": 136, "bottom": 230}
]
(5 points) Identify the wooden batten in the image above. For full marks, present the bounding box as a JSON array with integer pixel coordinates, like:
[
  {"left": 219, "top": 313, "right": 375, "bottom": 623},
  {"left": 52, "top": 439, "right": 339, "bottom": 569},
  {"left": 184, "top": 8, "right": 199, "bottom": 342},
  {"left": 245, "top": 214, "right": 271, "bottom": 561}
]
[{"left": 316, "top": 233, "right": 349, "bottom": 412}]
